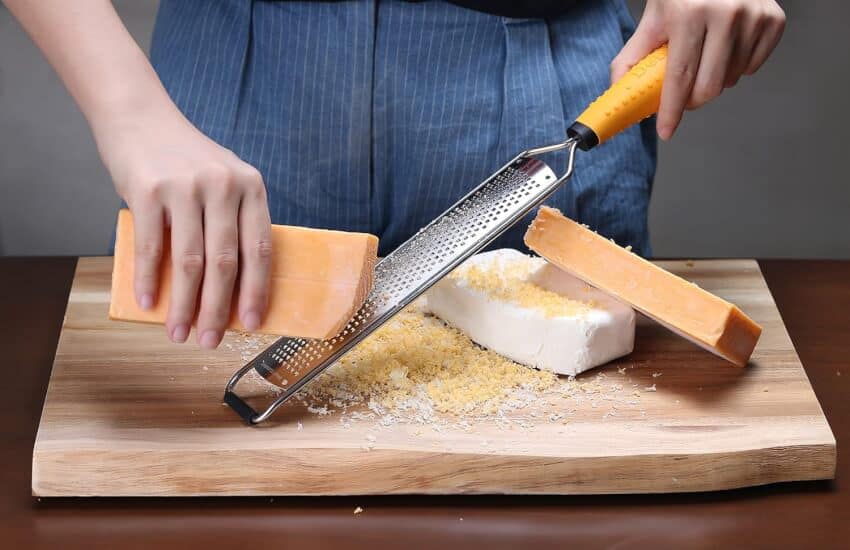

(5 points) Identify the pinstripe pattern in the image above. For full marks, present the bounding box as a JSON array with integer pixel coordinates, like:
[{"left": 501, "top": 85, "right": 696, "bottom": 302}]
[{"left": 150, "top": 0, "right": 656, "bottom": 256}]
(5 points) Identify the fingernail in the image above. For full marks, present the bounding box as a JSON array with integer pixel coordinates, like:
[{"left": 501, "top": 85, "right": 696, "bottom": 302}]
[
  {"left": 242, "top": 311, "right": 261, "bottom": 331},
  {"left": 657, "top": 125, "right": 672, "bottom": 141},
  {"left": 139, "top": 293, "right": 154, "bottom": 310},
  {"left": 199, "top": 330, "right": 221, "bottom": 349},
  {"left": 171, "top": 324, "right": 189, "bottom": 343}
]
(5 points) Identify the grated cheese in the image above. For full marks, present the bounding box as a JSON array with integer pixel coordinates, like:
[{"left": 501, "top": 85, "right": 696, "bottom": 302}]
[
  {"left": 449, "top": 259, "right": 592, "bottom": 318},
  {"left": 220, "top": 305, "right": 648, "bottom": 428},
  {"left": 302, "top": 306, "right": 557, "bottom": 417}
]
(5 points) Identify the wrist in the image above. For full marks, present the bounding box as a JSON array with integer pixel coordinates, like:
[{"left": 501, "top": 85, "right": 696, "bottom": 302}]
[{"left": 88, "top": 82, "right": 183, "bottom": 139}]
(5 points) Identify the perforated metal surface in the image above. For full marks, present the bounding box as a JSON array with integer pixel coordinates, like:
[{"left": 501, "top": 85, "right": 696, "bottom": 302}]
[{"left": 225, "top": 140, "right": 578, "bottom": 423}]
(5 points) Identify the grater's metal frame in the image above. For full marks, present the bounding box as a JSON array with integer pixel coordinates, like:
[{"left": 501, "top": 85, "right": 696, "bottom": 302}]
[{"left": 224, "top": 137, "right": 579, "bottom": 424}]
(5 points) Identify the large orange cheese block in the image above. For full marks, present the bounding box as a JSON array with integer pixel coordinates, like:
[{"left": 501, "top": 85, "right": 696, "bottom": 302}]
[
  {"left": 524, "top": 207, "right": 761, "bottom": 367},
  {"left": 109, "top": 209, "right": 379, "bottom": 340}
]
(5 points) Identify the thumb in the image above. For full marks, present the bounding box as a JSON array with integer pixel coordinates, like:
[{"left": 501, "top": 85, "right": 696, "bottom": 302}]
[{"left": 611, "top": 13, "right": 666, "bottom": 83}]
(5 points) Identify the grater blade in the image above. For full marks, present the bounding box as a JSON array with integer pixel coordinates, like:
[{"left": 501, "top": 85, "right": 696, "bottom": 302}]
[{"left": 224, "top": 138, "right": 579, "bottom": 423}]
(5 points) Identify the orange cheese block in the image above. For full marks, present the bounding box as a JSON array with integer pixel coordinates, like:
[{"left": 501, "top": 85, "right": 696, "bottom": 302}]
[
  {"left": 524, "top": 207, "right": 761, "bottom": 367},
  {"left": 109, "top": 209, "right": 379, "bottom": 340}
]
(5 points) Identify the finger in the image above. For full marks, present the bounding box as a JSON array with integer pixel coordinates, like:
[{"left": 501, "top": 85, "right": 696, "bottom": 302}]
[
  {"left": 236, "top": 168, "right": 272, "bottom": 331},
  {"left": 196, "top": 184, "right": 240, "bottom": 350},
  {"left": 745, "top": 7, "right": 786, "bottom": 75},
  {"left": 725, "top": 10, "right": 762, "bottom": 88},
  {"left": 166, "top": 200, "right": 204, "bottom": 344},
  {"left": 610, "top": 10, "right": 665, "bottom": 83},
  {"left": 688, "top": 15, "right": 738, "bottom": 110},
  {"left": 657, "top": 19, "right": 706, "bottom": 140},
  {"left": 130, "top": 204, "right": 164, "bottom": 311}
]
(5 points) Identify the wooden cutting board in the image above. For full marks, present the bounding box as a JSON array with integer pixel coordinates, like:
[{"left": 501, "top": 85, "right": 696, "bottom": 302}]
[{"left": 32, "top": 258, "right": 835, "bottom": 496}]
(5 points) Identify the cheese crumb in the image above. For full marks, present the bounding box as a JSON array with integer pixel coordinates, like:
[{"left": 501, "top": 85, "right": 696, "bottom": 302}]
[
  {"left": 307, "top": 405, "right": 331, "bottom": 416},
  {"left": 354, "top": 506, "right": 364, "bottom": 515}
]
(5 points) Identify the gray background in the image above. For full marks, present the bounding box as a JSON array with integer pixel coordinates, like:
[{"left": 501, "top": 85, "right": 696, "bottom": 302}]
[{"left": 1, "top": 1, "right": 847, "bottom": 258}]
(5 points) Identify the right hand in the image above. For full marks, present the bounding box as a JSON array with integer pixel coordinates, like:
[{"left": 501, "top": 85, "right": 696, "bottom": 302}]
[
  {"left": 611, "top": 0, "right": 786, "bottom": 140},
  {"left": 96, "top": 107, "right": 272, "bottom": 349}
]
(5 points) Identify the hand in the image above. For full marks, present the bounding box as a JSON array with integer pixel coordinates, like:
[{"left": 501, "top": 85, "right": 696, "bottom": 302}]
[
  {"left": 96, "top": 106, "right": 272, "bottom": 349},
  {"left": 611, "top": 0, "right": 786, "bottom": 140}
]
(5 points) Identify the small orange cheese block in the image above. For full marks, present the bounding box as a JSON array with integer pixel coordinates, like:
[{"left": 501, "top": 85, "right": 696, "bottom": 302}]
[
  {"left": 524, "top": 207, "right": 762, "bottom": 366},
  {"left": 109, "top": 209, "right": 378, "bottom": 340}
]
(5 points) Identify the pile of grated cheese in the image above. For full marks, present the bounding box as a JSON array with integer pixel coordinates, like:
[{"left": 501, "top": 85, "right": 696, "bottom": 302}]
[
  {"left": 301, "top": 304, "right": 558, "bottom": 419},
  {"left": 451, "top": 259, "right": 592, "bottom": 319},
  {"left": 221, "top": 311, "right": 653, "bottom": 428}
]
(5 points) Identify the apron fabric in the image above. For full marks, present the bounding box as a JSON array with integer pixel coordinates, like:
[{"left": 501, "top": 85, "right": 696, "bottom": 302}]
[{"left": 150, "top": 0, "right": 656, "bottom": 256}]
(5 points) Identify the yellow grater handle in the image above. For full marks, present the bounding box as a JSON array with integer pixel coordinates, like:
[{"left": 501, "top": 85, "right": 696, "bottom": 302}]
[{"left": 568, "top": 45, "right": 667, "bottom": 151}]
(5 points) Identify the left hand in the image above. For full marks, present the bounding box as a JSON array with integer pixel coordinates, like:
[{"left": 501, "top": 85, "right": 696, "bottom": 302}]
[{"left": 611, "top": 0, "right": 786, "bottom": 140}]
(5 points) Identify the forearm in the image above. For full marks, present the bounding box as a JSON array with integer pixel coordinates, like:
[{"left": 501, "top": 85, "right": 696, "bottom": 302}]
[
  {"left": 2, "top": 0, "right": 179, "bottom": 134},
  {"left": 4, "top": 1, "right": 272, "bottom": 350}
]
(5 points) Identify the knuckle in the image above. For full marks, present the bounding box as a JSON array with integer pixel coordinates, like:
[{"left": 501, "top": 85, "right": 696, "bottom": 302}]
[
  {"left": 178, "top": 252, "right": 204, "bottom": 276},
  {"left": 240, "top": 167, "right": 267, "bottom": 198},
  {"left": 203, "top": 164, "right": 239, "bottom": 200},
  {"left": 136, "top": 240, "right": 163, "bottom": 261},
  {"left": 212, "top": 250, "right": 239, "bottom": 274},
  {"left": 681, "top": 0, "right": 708, "bottom": 19},
  {"left": 709, "top": 80, "right": 723, "bottom": 98},
  {"left": 771, "top": 5, "right": 787, "bottom": 27},
  {"left": 725, "top": 1, "right": 746, "bottom": 22},
  {"left": 669, "top": 61, "right": 696, "bottom": 83},
  {"left": 201, "top": 162, "right": 232, "bottom": 183},
  {"left": 179, "top": 177, "right": 203, "bottom": 201},
  {"left": 609, "top": 60, "right": 624, "bottom": 77},
  {"left": 218, "top": 176, "right": 239, "bottom": 199},
  {"left": 248, "top": 181, "right": 268, "bottom": 203},
  {"left": 692, "top": 82, "right": 720, "bottom": 106},
  {"left": 240, "top": 164, "right": 263, "bottom": 183},
  {"left": 610, "top": 55, "right": 623, "bottom": 70},
  {"left": 251, "top": 238, "right": 274, "bottom": 262},
  {"left": 136, "top": 177, "right": 167, "bottom": 202}
]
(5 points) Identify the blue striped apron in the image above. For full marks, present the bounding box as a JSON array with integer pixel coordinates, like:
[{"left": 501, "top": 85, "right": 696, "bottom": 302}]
[{"left": 150, "top": 0, "right": 656, "bottom": 256}]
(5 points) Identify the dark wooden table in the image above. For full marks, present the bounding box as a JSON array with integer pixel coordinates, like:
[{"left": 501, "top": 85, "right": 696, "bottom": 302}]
[{"left": 2, "top": 258, "right": 847, "bottom": 549}]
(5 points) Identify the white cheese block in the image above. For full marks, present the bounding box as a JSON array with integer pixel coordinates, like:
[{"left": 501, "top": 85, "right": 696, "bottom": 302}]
[{"left": 424, "top": 249, "right": 635, "bottom": 376}]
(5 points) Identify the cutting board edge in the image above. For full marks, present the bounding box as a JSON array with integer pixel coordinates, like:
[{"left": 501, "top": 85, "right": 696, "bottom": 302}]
[{"left": 32, "top": 440, "right": 836, "bottom": 497}]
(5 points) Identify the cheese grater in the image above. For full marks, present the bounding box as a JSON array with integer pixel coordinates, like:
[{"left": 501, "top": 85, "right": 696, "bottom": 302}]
[{"left": 224, "top": 45, "right": 668, "bottom": 424}]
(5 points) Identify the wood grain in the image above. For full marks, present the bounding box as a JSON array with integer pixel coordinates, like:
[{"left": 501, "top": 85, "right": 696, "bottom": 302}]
[{"left": 31, "top": 258, "right": 835, "bottom": 496}]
